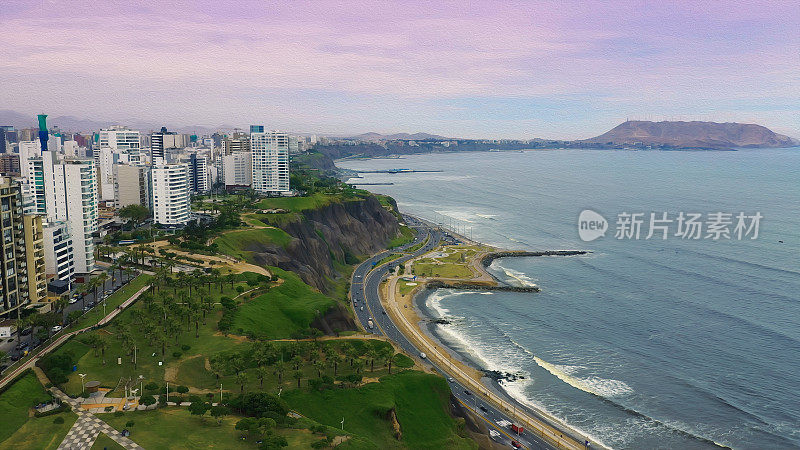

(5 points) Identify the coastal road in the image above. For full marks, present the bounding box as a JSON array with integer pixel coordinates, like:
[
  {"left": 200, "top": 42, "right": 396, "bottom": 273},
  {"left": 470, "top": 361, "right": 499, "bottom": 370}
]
[{"left": 351, "top": 216, "right": 587, "bottom": 450}]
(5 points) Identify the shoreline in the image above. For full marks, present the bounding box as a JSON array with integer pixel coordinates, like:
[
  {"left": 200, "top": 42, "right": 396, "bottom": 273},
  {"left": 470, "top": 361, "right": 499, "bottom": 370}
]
[
  {"left": 381, "top": 219, "right": 600, "bottom": 449},
  {"left": 410, "top": 253, "right": 604, "bottom": 447}
]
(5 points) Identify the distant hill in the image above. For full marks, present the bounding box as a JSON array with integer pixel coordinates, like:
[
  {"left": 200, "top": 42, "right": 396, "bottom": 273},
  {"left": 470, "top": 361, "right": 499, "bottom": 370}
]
[
  {"left": 584, "top": 120, "right": 797, "bottom": 149},
  {"left": 348, "top": 132, "right": 450, "bottom": 141}
]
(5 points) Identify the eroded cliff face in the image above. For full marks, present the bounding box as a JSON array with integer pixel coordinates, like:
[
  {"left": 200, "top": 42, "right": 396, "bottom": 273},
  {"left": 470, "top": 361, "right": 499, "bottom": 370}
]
[{"left": 248, "top": 195, "right": 399, "bottom": 293}]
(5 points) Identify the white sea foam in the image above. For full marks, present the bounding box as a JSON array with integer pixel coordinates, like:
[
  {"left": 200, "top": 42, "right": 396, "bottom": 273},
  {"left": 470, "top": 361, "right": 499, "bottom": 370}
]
[
  {"left": 498, "top": 266, "right": 538, "bottom": 288},
  {"left": 534, "top": 357, "right": 634, "bottom": 398}
]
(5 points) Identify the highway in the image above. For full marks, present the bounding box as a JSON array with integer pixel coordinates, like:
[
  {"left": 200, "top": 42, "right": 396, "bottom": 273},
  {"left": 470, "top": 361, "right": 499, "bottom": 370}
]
[{"left": 350, "top": 215, "right": 587, "bottom": 450}]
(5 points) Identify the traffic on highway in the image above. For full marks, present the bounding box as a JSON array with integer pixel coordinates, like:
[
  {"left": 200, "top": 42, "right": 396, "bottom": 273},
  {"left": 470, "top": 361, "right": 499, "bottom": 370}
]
[{"left": 350, "top": 215, "right": 572, "bottom": 450}]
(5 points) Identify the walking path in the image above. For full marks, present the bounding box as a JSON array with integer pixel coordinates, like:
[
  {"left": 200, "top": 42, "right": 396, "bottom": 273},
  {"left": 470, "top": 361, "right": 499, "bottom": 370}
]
[
  {"left": 0, "top": 283, "right": 150, "bottom": 391},
  {"left": 51, "top": 387, "right": 143, "bottom": 450}
]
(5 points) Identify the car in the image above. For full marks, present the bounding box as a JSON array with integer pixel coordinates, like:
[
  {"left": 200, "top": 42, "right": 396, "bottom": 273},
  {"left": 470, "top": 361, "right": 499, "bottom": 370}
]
[
  {"left": 105, "top": 290, "right": 113, "bottom": 295},
  {"left": 20, "top": 328, "right": 32, "bottom": 336},
  {"left": 51, "top": 325, "right": 62, "bottom": 333},
  {"left": 464, "top": 390, "right": 471, "bottom": 396},
  {"left": 68, "top": 297, "right": 78, "bottom": 304},
  {"left": 88, "top": 301, "right": 97, "bottom": 307},
  {"left": 511, "top": 440, "right": 522, "bottom": 449},
  {"left": 479, "top": 405, "right": 488, "bottom": 413},
  {"left": 448, "top": 377, "right": 455, "bottom": 382}
]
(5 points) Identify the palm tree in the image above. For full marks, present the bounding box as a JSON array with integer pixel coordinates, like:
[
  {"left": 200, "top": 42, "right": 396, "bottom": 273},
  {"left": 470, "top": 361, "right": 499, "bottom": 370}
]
[
  {"left": 313, "top": 360, "right": 325, "bottom": 378},
  {"left": 366, "top": 348, "right": 379, "bottom": 372},
  {"left": 293, "top": 370, "right": 303, "bottom": 388},
  {"left": 273, "top": 361, "right": 287, "bottom": 384},
  {"left": 385, "top": 351, "right": 400, "bottom": 374},
  {"left": 330, "top": 353, "right": 343, "bottom": 376},
  {"left": 235, "top": 372, "right": 248, "bottom": 394},
  {"left": 256, "top": 366, "right": 269, "bottom": 388},
  {"left": 97, "top": 272, "right": 109, "bottom": 298}
]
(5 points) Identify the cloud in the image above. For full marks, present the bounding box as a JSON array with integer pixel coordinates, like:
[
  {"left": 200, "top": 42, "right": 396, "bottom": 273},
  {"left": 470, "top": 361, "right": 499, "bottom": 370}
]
[{"left": 1, "top": 0, "right": 797, "bottom": 138}]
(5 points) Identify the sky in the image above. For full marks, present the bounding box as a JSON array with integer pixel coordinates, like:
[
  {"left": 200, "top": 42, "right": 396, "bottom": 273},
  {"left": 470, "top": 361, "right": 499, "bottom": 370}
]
[{"left": 1, "top": 0, "right": 798, "bottom": 139}]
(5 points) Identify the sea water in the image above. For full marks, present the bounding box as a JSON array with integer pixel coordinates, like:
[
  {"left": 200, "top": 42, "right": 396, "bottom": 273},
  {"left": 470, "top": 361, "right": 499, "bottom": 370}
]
[{"left": 338, "top": 149, "right": 800, "bottom": 449}]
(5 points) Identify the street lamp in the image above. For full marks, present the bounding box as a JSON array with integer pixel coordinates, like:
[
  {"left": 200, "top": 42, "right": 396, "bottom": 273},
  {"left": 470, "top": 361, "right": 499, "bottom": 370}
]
[{"left": 78, "top": 373, "right": 86, "bottom": 397}]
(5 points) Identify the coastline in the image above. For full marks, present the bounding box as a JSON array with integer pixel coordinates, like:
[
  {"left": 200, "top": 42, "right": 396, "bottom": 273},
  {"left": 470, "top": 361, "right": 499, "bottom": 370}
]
[{"left": 380, "top": 219, "right": 601, "bottom": 449}]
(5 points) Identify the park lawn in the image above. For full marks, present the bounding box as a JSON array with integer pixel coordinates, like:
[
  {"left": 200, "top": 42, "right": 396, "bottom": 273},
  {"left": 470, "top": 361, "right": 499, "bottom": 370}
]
[
  {"left": 256, "top": 193, "right": 340, "bottom": 212},
  {"left": 398, "top": 281, "right": 420, "bottom": 296},
  {"left": 387, "top": 225, "right": 415, "bottom": 248},
  {"left": 174, "top": 339, "right": 398, "bottom": 394},
  {"left": 71, "top": 275, "right": 153, "bottom": 330},
  {"left": 0, "top": 411, "right": 78, "bottom": 450},
  {"left": 91, "top": 432, "right": 124, "bottom": 449},
  {"left": 412, "top": 262, "right": 473, "bottom": 278},
  {"left": 59, "top": 306, "right": 247, "bottom": 397},
  {"left": 284, "top": 371, "right": 475, "bottom": 450},
  {"left": 100, "top": 407, "right": 255, "bottom": 449},
  {"left": 214, "top": 227, "right": 293, "bottom": 263},
  {"left": 232, "top": 268, "right": 336, "bottom": 339},
  {"left": 0, "top": 372, "right": 53, "bottom": 442}
]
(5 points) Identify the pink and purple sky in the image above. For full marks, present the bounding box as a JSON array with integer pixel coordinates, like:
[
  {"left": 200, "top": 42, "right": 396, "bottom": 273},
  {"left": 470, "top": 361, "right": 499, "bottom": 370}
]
[{"left": 1, "top": 0, "right": 798, "bottom": 139}]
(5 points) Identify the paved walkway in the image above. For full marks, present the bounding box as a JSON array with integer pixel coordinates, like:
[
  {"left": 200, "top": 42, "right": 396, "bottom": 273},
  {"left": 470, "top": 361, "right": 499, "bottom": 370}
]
[
  {"left": 0, "top": 281, "right": 150, "bottom": 391},
  {"left": 51, "top": 387, "right": 143, "bottom": 450}
]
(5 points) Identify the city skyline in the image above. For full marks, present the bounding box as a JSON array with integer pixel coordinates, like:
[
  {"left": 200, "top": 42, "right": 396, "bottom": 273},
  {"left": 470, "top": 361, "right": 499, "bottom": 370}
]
[{"left": 2, "top": 0, "right": 798, "bottom": 139}]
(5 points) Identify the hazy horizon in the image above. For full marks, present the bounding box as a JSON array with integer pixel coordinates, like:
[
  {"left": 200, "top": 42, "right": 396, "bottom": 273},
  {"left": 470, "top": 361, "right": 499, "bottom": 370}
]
[{"left": 2, "top": 0, "right": 798, "bottom": 139}]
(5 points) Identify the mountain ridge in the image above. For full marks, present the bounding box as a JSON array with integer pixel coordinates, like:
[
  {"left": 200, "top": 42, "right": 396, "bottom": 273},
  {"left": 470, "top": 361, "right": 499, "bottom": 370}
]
[{"left": 584, "top": 120, "right": 797, "bottom": 149}]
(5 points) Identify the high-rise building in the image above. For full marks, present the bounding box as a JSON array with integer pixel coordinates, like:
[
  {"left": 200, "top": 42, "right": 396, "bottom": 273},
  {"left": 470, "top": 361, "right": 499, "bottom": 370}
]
[
  {"left": 221, "top": 136, "right": 250, "bottom": 155},
  {"left": 250, "top": 125, "right": 264, "bottom": 134},
  {"left": 0, "top": 177, "right": 40, "bottom": 316},
  {"left": 98, "top": 127, "right": 141, "bottom": 151},
  {"left": 114, "top": 164, "right": 150, "bottom": 209},
  {"left": 51, "top": 160, "right": 98, "bottom": 273},
  {"left": 0, "top": 154, "right": 20, "bottom": 176},
  {"left": 250, "top": 130, "right": 290, "bottom": 195},
  {"left": 22, "top": 215, "right": 46, "bottom": 303},
  {"left": 150, "top": 127, "right": 168, "bottom": 164},
  {"left": 43, "top": 221, "right": 74, "bottom": 284},
  {"left": 151, "top": 164, "right": 190, "bottom": 226},
  {"left": 0, "top": 128, "right": 7, "bottom": 154},
  {"left": 188, "top": 153, "right": 210, "bottom": 194},
  {"left": 221, "top": 151, "right": 252, "bottom": 188}
]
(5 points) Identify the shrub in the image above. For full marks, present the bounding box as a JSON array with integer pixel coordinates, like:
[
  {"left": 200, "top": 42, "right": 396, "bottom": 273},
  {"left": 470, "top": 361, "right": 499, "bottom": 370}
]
[
  {"left": 144, "top": 382, "right": 159, "bottom": 391},
  {"left": 181, "top": 344, "right": 191, "bottom": 351},
  {"left": 139, "top": 395, "right": 156, "bottom": 406},
  {"left": 177, "top": 385, "right": 189, "bottom": 394},
  {"left": 53, "top": 416, "right": 64, "bottom": 424},
  {"left": 172, "top": 351, "right": 182, "bottom": 358},
  {"left": 126, "top": 421, "right": 135, "bottom": 427}
]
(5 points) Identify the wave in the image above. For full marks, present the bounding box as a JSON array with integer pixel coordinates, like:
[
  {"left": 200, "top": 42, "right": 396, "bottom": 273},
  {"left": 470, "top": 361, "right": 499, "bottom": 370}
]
[
  {"left": 534, "top": 357, "right": 634, "bottom": 398},
  {"left": 497, "top": 266, "right": 539, "bottom": 288}
]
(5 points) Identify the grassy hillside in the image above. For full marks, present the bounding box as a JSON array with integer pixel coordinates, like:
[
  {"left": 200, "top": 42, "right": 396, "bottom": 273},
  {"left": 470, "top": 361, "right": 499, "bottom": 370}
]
[
  {"left": 232, "top": 267, "right": 336, "bottom": 339},
  {"left": 214, "top": 227, "right": 294, "bottom": 263},
  {"left": 284, "top": 371, "right": 475, "bottom": 450},
  {"left": 0, "top": 372, "right": 53, "bottom": 442}
]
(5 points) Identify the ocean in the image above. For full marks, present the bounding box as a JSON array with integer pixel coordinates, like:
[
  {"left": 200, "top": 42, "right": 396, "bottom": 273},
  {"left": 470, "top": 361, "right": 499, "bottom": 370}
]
[{"left": 338, "top": 149, "right": 800, "bottom": 449}]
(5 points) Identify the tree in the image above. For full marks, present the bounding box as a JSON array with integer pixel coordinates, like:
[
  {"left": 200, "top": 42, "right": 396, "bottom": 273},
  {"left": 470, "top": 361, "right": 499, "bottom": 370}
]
[
  {"left": 119, "top": 204, "right": 150, "bottom": 226},
  {"left": 210, "top": 405, "right": 230, "bottom": 425},
  {"left": 188, "top": 400, "right": 210, "bottom": 421},
  {"left": 293, "top": 370, "right": 303, "bottom": 388},
  {"left": 256, "top": 366, "right": 270, "bottom": 388},
  {"left": 366, "top": 348, "right": 379, "bottom": 372},
  {"left": 139, "top": 395, "right": 156, "bottom": 406},
  {"left": 235, "top": 372, "right": 248, "bottom": 394},
  {"left": 273, "top": 361, "right": 286, "bottom": 384}
]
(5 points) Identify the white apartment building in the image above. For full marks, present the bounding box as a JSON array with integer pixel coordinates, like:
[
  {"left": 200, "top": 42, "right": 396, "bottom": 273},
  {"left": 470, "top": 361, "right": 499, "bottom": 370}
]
[
  {"left": 114, "top": 164, "right": 150, "bottom": 209},
  {"left": 221, "top": 151, "right": 252, "bottom": 188},
  {"left": 250, "top": 130, "right": 290, "bottom": 195},
  {"left": 98, "top": 128, "right": 141, "bottom": 151},
  {"left": 97, "top": 128, "right": 141, "bottom": 203},
  {"left": 51, "top": 160, "right": 98, "bottom": 273},
  {"left": 151, "top": 164, "right": 190, "bottom": 226},
  {"left": 43, "top": 221, "right": 75, "bottom": 282}
]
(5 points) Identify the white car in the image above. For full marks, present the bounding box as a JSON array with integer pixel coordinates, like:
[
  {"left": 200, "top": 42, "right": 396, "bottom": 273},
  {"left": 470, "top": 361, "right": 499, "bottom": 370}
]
[
  {"left": 51, "top": 325, "right": 63, "bottom": 333},
  {"left": 68, "top": 297, "right": 78, "bottom": 304}
]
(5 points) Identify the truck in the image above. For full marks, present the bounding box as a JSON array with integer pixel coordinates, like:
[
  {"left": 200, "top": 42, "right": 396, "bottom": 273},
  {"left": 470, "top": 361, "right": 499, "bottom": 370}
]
[
  {"left": 511, "top": 424, "right": 524, "bottom": 434},
  {"left": 367, "top": 319, "right": 374, "bottom": 329}
]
